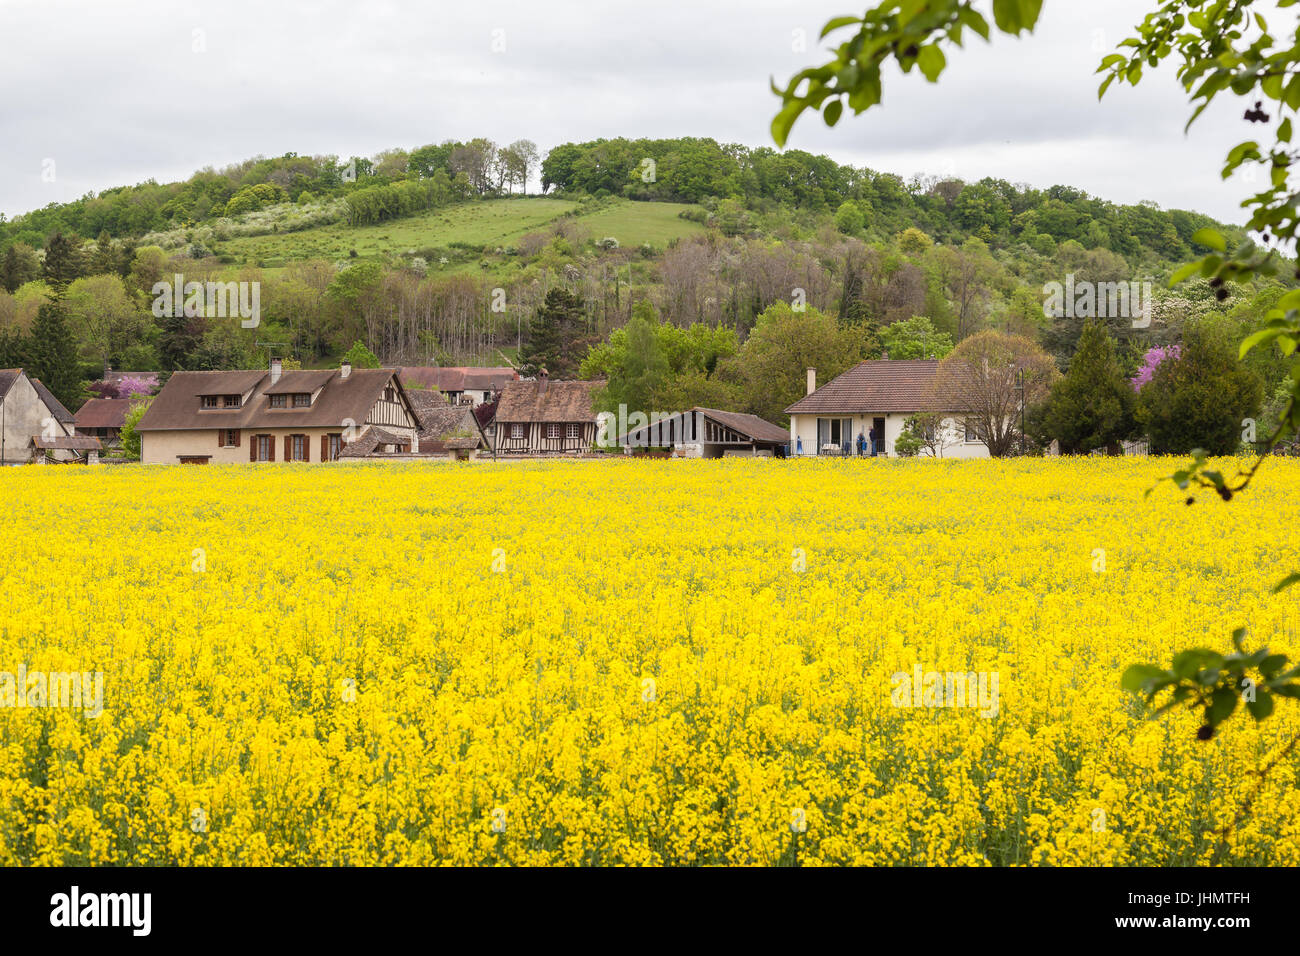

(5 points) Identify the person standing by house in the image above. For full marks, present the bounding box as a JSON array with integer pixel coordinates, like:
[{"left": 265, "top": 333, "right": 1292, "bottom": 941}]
[{"left": 857, "top": 430, "right": 867, "bottom": 457}]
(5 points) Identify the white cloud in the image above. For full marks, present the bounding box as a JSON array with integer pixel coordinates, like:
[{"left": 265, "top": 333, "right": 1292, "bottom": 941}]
[{"left": 0, "top": 0, "right": 1268, "bottom": 224}]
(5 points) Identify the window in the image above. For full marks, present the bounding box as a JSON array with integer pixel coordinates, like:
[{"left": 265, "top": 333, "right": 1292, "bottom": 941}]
[
  {"left": 269, "top": 394, "right": 286, "bottom": 409},
  {"left": 483, "top": 391, "right": 491, "bottom": 403},
  {"left": 566, "top": 423, "right": 579, "bottom": 439},
  {"left": 223, "top": 394, "right": 241, "bottom": 408},
  {"left": 546, "top": 424, "right": 560, "bottom": 439},
  {"left": 292, "top": 393, "right": 311, "bottom": 408},
  {"left": 256, "top": 435, "right": 271, "bottom": 461},
  {"left": 816, "top": 417, "right": 853, "bottom": 452},
  {"left": 220, "top": 429, "right": 239, "bottom": 448},
  {"left": 291, "top": 434, "right": 307, "bottom": 461},
  {"left": 964, "top": 420, "right": 983, "bottom": 442},
  {"left": 201, "top": 396, "right": 218, "bottom": 409},
  {"left": 383, "top": 386, "right": 396, "bottom": 403},
  {"left": 327, "top": 434, "right": 342, "bottom": 461},
  {"left": 511, "top": 424, "right": 524, "bottom": 439}
]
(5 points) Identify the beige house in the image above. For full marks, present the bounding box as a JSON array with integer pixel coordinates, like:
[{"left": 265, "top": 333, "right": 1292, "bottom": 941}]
[
  {"left": 786, "top": 361, "right": 991, "bottom": 459},
  {"left": 0, "top": 369, "right": 100, "bottom": 464},
  {"left": 136, "top": 360, "right": 421, "bottom": 464}
]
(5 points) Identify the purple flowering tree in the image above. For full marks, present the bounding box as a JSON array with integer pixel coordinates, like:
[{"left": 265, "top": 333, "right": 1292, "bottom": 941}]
[{"left": 1130, "top": 346, "right": 1180, "bottom": 392}]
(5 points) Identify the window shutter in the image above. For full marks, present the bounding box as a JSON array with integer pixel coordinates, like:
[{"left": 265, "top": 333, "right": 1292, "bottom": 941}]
[
  {"left": 303, "top": 435, "right": 310, "bottom": 463},
  {"left": 321, "top": 435, "right": 328, "bottom": 461},
  {"left": 284, "top": 435, "right": 292, "bottom": 461},
  {"left": 250, "top": 436, "right": 256, "bottom": 462},
  {"left": 218, "top": 430, "right": 224, "bottom": 449},
  {"left": 234, "top": 429, "right": 241, "bottom": 448},
  {"left": 268, "top": 436, "right": 275, "bottom": 462}
]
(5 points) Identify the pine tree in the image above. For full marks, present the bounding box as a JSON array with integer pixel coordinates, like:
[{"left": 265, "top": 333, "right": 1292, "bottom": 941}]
[
  {"left": 0, "top": 243, "right": 39, "bottom": 293},
  {"left": 1038, "top": 320, "right": 1136, "bottom": 454},
  {"left": 28, "top": 302, "right": 83, "bottom": 411},
  {"left": 42, "top": 232, "right": 84, "bottom": 291},
  {"left": 91, "top": 230, "right": 118, "bottom": 276},
  {"left": 518, "top": 288, "right": 591, "bottom": 379},
  {"left": 158, "top": 311, "right": 204, "bottom": 372}
]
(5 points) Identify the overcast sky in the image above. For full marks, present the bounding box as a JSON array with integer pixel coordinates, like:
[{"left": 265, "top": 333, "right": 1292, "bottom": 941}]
[{"left": 0, "top": 0, "right": 1267, "bottom": 224}]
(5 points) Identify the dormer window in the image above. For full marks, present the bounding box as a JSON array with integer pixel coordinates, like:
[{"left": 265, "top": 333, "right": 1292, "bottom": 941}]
[
  {"left": 269, "top": 394, "right": 286, "bottom": 408},
  {"left": 223, "top": 394, "right": 241, "bottom": 408},
  {"left": 292, "top": 393, "right": 311, "bottom": 408},
  {"left": 201, "top": 396, "right": 218, "bottom": 409}
]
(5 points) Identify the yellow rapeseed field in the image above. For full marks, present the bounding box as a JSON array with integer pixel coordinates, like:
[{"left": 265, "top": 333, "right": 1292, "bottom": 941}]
[{"left": 1, "top": 457, "right": 1297, "bottom": 866}]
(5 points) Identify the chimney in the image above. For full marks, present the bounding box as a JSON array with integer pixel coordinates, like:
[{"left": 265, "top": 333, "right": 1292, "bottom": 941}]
[
  {"left": 881, "top": 350, "right": 890, "bottom": 361},
  {"left": 341, "top": 360, "right": 351, "bottom": 381},
  {"left": 539, "top": 367, "right": 549, "bottom": 396},
  {"left": 806, "top": 368, "right": 816, "bottom": 396},
  {"left": 270, "top": 358, "right": 282, "bottom": 385}
]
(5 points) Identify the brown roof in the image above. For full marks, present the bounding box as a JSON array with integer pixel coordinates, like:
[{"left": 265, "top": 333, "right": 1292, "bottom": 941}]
[
  {"left": 495, "top": 379, "right": 602, "bottom": 423},
  {"left": 400, "top": 366, "right": 518, "bottom": 393},
  {"left": 618, "top": 407, "right": 789, "bottom": 445},
  {"left": 30, "top": 379, "right": 75, "bottom": 423},
  {"left": 696, "top": 408, "right": 789, "bottom": 443},
  {"left": 407, "top": 391, "right": 485, "bottom": 448},
  {"left": 31, "top": 435, "right": 102, "bottom": 450},
  {"left": 784, "top": 360, "right": 941, "bottom": 415},
  {"left": 74, "top": 398, "right": 133, "bottom": 429},
  {"left": 137, "top": 368, "right": 416, "bottom": 431},
  {"left": 190, "top": 370, "right": 267, "bottom": 397},
  {"left": 338, "top": 425, "right": 407, "bottom": 458},
  {"left": 263, "top": 370, "right": 335, "bottom": 395}
]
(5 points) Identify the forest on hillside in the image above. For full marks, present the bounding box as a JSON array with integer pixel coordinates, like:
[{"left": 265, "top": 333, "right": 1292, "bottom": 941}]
[{"left": 0, "top": 135, "right": 1291, "bottom": 455}]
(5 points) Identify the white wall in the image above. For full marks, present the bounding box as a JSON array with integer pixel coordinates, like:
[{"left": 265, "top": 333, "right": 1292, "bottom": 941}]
[
  {"left": 1, "top": 374, "right": 73, "bottom": 464},
  {"left": 789, "top": 413, "right": 990, "bottom": 458}
]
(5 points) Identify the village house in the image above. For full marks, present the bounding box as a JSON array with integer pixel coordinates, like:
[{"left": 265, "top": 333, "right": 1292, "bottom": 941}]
[
  {"left": 399, "top": 366, "right": 518, "bottom": 407},
  {"left": 74, "top": 398, "right": 134, "bottom": 448},
  {"left": 615, "top": 407, "right": 790, "bottom": 457},
  {"left": 493, "top": 374, "right": 601, "bottom": 455},
  {"left": 135, "top": 359, "right": 420, "bottom": 464},
  {"left": 0, "top": 369, "right": 101, "bottom": 464},
  {"left": 786, "top": 360, "right": 990, "bottom": 458},
  {"left": 405, "top": 388, "right": 491, "bottom": 460}
]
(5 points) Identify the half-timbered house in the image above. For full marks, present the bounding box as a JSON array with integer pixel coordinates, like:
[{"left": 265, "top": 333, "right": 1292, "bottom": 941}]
[
  {"left": 135, "top": 359, "right": 421, "bottom": 464},
  {"left": 493, "top": 375, "right": 602, "bottom": 455}
]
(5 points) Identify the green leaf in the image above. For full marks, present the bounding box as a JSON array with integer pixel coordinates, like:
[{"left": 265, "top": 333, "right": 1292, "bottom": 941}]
[
  {"left": 1191, "top": 227, "right": 1226, "bottom": 252},
  {"left": 917, "top": 45, "right": 946, "bottom": 82},
  {"left": 823, "top": 99, "right": 843, "bottom": 127},
  {"left": 819, "top": 16, "right": 862, "bottom": 40},
  {"left": 1169, "top": 261, "right": 1202, "bottom": 286},
  {"left": 1239, "top": 326, "right": 1289, "bottom": 359},
  {"left": 1207, "top": 686, "right": 1238, "bottom": 726},
  {"left": 1121, "top": 664, "right": 1166, "bottom": 693},
  {"left": 1246, "top": 689, "right": 1275, "bottom": 721}
]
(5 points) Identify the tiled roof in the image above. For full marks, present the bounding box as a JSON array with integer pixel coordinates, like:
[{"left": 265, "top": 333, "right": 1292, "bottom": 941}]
[
  {"left": 74, "top": 398, "right": 133, "bottom": 429},
  {"left": 784, "top": 360, "right": 942, "bottom": 415},
  {"left": 697, "top": 408, "right": 789, "bottom": 443},
  {"left": 495, "top": 380, "right": 602, "bottom": 424},
  {"left": 137, "top": 368, "right": 413, "bottom": 431}
]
